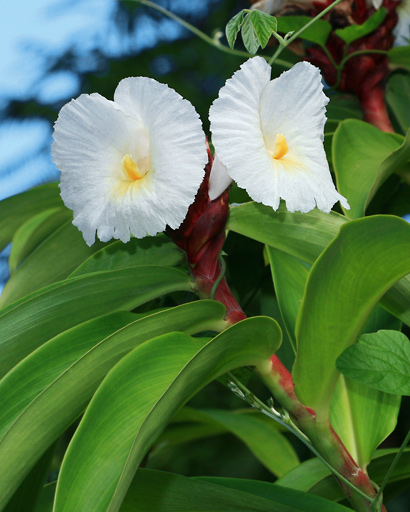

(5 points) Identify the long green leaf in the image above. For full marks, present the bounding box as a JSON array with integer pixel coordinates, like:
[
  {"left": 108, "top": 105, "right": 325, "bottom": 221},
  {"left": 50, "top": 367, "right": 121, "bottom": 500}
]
[
  {"left": 161, "top": 407, "right": 299, "bottom": 477},
  {"left": 0, "top": 220, "right": 108, "bottom": 307},
  {"left": 8, "top": 208, "right": 69, "bottom": 273},
  {"left": 119, "top": 469, "right": 352, "bottom": 512},
  {"left": 333, "top": 119, "right": 403, "bottom": 219},
  {"left": 386, "top": 73, "right": 410, "bottom": 133},
  {"left": 276, "top": 16, "right": 332, "bottom": 46},
  {"left": 70, "top": 235, "right": 183, "bottom": 277},
  {"left": 0, "top": 183, "right": 62, "bottom": 252},
  {"left": 0, "top": 266, "right": 192, "bottom": 377},
  {"left": 293, "top": 216, "right": 410, "bottom": 415},
  {"left": 54, "top": 317, "right": 281, "bottom": 512},
  {"left": 334, "top": 8, "right": 386, "bottom": 45},
  {"left": 0, "top": 301, "right": 227, "bottom": 509}
]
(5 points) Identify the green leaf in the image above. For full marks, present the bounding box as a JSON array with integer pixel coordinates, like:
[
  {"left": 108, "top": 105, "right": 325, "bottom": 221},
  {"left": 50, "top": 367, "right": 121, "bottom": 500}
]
[
  {"left": 388, "top": 46, "right": 410, "bottom": 71},
  {"left": 225, "top": 10, "right": 245, "bottom": 49},
  {"left": 0, "top": 220, "right": 109, "bottom": 307},
  {"left": 241, "top": 13, "right": 261, "bottom": 54},
  {"left": 228, "top": 202, "right": 347, "bottom": 263},
  {"left": 0, "top": 301, "right": 227, "bottom": 508},
  {"left": 117, "top": 469, "right": 352, "bottom": 512},
  {"left": 0, "top": 183, "right": 62, "bottom": 253},
  {"left": 386, "top": 73, "right": 410, "bottom": 133},
  {"left": 335, "top": 8, "right": 387, "bottom": 46},
  {"left": 276, "top": 449, "right": 410, "bottom": 503},
  {"left": 330, "top": 376, "right": 401, "bottom": 468},
  {"left": 276, "top": 16, "right": 332, "bottom": 46},
  {"left": 0, "top": 266, "right": 192, "bottom": 377},
  {"left": 333, "top": 119, "right": 403, "bottom": 219},
  {"left": 336, "top": 330, "right": 410, "bottom": 395},
  {"left": 266, "top": 247, "right": 308, "bottom": 351},
  {"left": 70, "top": 235, "right": 183, "bottom": 277},
  {"left": 248, "top": 10, "right": 278, "bottom": 49},
  {"left": 162, "top": 407, "right": 299, "bottom": 477},
  {"left": 53, "top": 317, "right": 281, "bottom": 512},
  {"left": 8, "top": 208, "right": 69, "bottom": 273},
  {"left": 293, "top": 216, "right": 410, "bottom": 415}
]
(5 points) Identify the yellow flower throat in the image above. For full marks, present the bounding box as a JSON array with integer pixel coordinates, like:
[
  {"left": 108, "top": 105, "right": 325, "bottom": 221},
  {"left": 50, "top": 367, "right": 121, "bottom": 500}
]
[
  {"left": 271, "top": 134, "right": 289, "bottom": 160},
  {"left": 121, "top": 154, "right": 146, "bottom": 181}
]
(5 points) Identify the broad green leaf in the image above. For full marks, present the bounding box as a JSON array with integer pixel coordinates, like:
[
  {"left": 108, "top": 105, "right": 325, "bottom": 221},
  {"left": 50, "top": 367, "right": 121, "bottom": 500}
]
[
  {"left": 0, "top": 301, "right": 227, "bottom": 508},
  {"left": 70, "top": 235, "right": 183, "bottom": 277},
  {"left": 225, "top": 10, "right": 245, "bottom": 49},
  {"left": 336, "top": 330, "right": 410, "bottom": 395},
  {"left": 276, "top": 16, "right": 332, "bottom": 46},
  {"left": 293, "top": 216, "right": 410, "bottom": 415},
  {"left": 266, "top": 247, "right": 308, "bottom": 351},
  {"left": 388, "top": 46, "right": 410, "bottom": 71},
  {"left": 0, "top": 183, "right": 62, "bottom": 253},
  {"left": 0, "top": 265, "right": 192, "bottom": 377},
  {"left": 117, "top": 469, "right": 352, "bottom": 512},
  {"left": 228, "top": 202, "right": 410, "bottom": 327},
  {"left": 333, "top": 119, "right": 403, "bottom": 219},
  {"left": 8, "top": 207, "right": 68, "bottom": 273},
  {"left": 247, "top": 10, "right": 277, "bottom": 49},
  {"left": 386, "top": 73, "right": 410, "bottom": 133},
  {"left": 54, "top": 317, "right": 281, "bottom": 512},
  {"left": 276, "top": 449, "right": 410, "bottom": 503},
  {"left": 330, "top": 377, "right": 401, "bottom": 468},
  {"left": 161, "top": 407, "right": 299, "bottom": 477},
  {"left": 335, "top": 8, "right": 387, "bottom": 45},
  {"left": 0, "top": 220, "right": 109, "bottom": 307},
  {"left": 241, "top": 13, "right": 261, "bottom": 54},
  {"left": 228, "top": 202, "right": 347, "bottom": 263}
]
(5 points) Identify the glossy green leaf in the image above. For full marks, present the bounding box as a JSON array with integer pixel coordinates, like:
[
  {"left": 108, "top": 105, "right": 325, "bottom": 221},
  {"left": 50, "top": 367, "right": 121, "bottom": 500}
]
[
  {"left": 117, "top": 469, "right": 352, "bottom": 512},
  {"left": 228, "top": 202, "right": 347, "bottom": 263},
  {"left": 388, "top": 46, "right": 410, "bottom": 71},
  {"left": 0, "top": 183, "right": 62, "bottom": 252},
  {"left": 277, "top": 16, "right": 332, "bottom": 46},
  {"left": 0, "top": 301, "right": 227, "bottom": 509},
  {"left": 330, "top": 377, "right": 401, "bottom": 468},
  {"left": 335, "top": 8, "right": 386, "bottom": 45},
  {"left": 0, "top": 220, "right": 109, "bottom": 307},
  {"left": 293, "top": 216, "right": 410, "bottom": 415},
  {"left": 386, "top": 73, "right": 410, "bottom": 133},
  {"left": 333, "top": 119, "right": 403, "bottom": 219},
  {"left": 161, "top": 407, "right": 299, "bottom": 477},
  {"left": 266, "top": 247, "right": 308, "bottom": 351},
  {"left": 70, "top": 235, "right": 183, "bottom": 277},
  {"left": 8, "top": 207, "right": 69, "bottom": 273},
  {"left": 336, "top": 330, "right": 410, "bottom": 395},
  {"left": 225, "top": 10, "right": 245, "bottom": 49},
  {"left": 0, "top": 266, "right": 192, "bottom": 377},
  {"left": 54, "top": 317, "right": 281, "bottom": 512},
  {"left": 276, "top": 449, "right": 410, "bottom": 503}
]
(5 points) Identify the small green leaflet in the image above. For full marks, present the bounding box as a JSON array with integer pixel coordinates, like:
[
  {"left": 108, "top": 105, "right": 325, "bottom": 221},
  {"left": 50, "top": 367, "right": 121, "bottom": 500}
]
[
  {"left": 335, "top": 8, "right": 387, "bottom": 46},
  {"left": 226, "top": 9, "right": 277, "bottom": 55},
  {"left": 336, "top": 330, "right": 410, "bottom": 396}
]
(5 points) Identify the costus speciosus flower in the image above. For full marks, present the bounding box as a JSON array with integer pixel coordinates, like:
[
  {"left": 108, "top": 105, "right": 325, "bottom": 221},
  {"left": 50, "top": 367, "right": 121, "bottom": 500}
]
[
  {"left": 52, "top": 78, "right": 208, "bottom": 245},
  {"left": 209, "top": 57, "right": 349, "bottom": 213}
]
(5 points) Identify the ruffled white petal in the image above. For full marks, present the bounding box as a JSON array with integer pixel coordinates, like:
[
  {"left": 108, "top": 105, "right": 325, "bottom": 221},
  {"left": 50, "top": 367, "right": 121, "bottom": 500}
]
[
  {"left": 210, "top": 57, "right": 349, "bottom": 214},
  {"left": 394, "top": 0, "right": 410, "bottom": 46},
  {"left": 52, "top": 78, "right": 207, "bottom": 245},
  {"left": 208, "top": 154, "right": 233, "bottom": 200}
]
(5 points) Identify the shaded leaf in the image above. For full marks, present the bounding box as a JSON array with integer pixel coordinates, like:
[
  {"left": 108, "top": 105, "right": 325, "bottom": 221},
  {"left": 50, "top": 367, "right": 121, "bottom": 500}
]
[
  {"left": 386, "top": 73, "right": 410, "bottom": 133},
  {"left": 225, "top": 10, "right": 245, "bottom": 49},
  {"left": 277, "top": 16, "right": 332, "bottom": 46},
  {"left": 336, "top": 330, "right": 410, "bottom": 395}
]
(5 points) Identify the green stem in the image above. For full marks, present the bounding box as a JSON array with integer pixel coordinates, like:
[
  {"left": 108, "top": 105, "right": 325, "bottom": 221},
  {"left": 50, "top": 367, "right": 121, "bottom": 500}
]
[
  {"left": 370, "top": 428, "right": 410, "bottom": 511},
  {"left": 340, "top": 49, "right": 388, "bottom": 67},
  {"left": 133, "top": 0, "right": 292, "bottom": 67},
  {"left": 227, "top": 373, "right": 373, "bottom": 504},
  {"left": 268, "top": 0, "right": 344, "bottom": 65}
]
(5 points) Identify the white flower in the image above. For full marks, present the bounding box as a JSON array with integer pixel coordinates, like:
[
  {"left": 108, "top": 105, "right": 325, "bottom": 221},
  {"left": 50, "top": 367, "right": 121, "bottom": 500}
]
[
  {"left": 394, "top": 0, "right": 410, "bottom": 46},
  {"left": 209, "top": 57, "right": 349, "bottom": 213},
  {"left": 52, "top": 78, "right": 208, "bottom": 246}
]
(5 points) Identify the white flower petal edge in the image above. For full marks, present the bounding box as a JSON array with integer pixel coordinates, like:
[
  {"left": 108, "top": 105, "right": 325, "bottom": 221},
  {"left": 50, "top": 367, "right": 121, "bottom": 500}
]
[
  {"left": 52, "top": 78, "right": 207, "bottom": 246},
  {"left": 209, "top": 57, "right": 349, "bottom": 214},
  {"left": 208, "top": 154, "right": 233, "bottom": 201}
]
